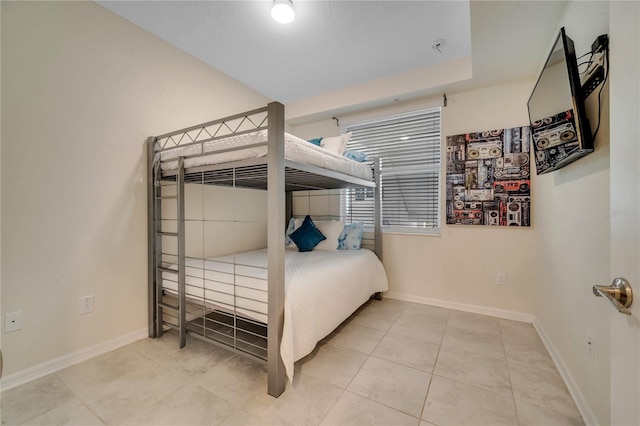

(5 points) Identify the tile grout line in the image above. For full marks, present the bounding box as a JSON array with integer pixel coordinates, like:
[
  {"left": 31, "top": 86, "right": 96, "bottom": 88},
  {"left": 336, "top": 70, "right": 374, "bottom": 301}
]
[
  {"left": 418, "top": 308, "right": 451, "bottom": 425},
  {"left": 299, "top": 299, "right": 403, "bottom": 426},
  {"left": 500, "top": 323, "right": 584, "bottom": 425},
  {"left": 51, "top": 345, "right": 172, "bottom": 426},
  {"left": 351, "top": 299, "right": 435, "bottom": 422},
  {"left": 150, "top": 337, "right": 270, "bottom": 423},
  {"left": 499, "top": 323, "right": 524, "bottom": 426},
  {"left": 147, "top": 339, "right": 248, "bottom": 424},
  {"left": 54, "top": 371, "right": 108, "bottom": 426},
  {"left": 317, "top": 298, "right": 426, "bottom": 424},
  {"left": 340, "top": 299, "right": 402, "bottom": 398},
  {"left": 362, "top": 299, "right": 427, "bottom": 424}
]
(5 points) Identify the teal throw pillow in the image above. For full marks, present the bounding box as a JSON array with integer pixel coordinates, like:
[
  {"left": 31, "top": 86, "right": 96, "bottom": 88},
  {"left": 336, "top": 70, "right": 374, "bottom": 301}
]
[
  {"left": 289, "top": 215, "right": 326, "bottom": 252},
  {"left": 344, "top": 150, "right": 368, "bottom": 162}
]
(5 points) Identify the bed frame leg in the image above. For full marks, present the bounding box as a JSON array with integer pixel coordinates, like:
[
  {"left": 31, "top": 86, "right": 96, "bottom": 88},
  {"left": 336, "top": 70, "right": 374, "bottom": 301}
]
[
  {"left": 147, "top": 137, "right": 157, "bottom": 338},
  {"left": 372, "top": 292, "right": 383, "bottom": 301},
  {"left": 267, "top": 101, "right": 287, "bottom": 398},
  {"left": 267, "top": 359, "right": 286, "bottom": 397}
]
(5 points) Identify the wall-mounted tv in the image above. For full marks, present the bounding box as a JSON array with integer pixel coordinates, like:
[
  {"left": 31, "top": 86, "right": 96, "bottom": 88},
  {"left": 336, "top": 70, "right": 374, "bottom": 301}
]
[{"left": 528, "top": 27, "right": 594, "bottom": 174}]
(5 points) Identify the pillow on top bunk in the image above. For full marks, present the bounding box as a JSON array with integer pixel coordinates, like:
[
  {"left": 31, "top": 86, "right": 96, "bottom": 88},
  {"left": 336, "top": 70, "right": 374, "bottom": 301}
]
[
  {"left": 344, "top": 150, "right": 368, "bottom": 162},
  {"left": 289, "top": 215, "right": 326, "bottom": 252},
  {"left": 321, "top": 132, "right": 352, "bottom": 156},
  {"left": 313, "top": 220, "right": 344, "bottom": 251},
  {"left": 307, "top": 137, "right": 323, "bottom": 146},
  {"left": 338, "top": 222, "right": 365, "bottom": 250}
]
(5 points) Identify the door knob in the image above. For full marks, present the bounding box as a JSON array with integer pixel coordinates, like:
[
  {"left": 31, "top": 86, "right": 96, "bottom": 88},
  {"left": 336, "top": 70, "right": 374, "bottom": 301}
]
[{"left": 593, "top": 277, "right": 633, "bottom": 315}]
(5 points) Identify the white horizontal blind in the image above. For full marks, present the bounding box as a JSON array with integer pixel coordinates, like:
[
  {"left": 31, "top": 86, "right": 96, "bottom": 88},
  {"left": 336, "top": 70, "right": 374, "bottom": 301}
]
[{"left": 342, "top": 108, "right": 441, "bottom": 233}]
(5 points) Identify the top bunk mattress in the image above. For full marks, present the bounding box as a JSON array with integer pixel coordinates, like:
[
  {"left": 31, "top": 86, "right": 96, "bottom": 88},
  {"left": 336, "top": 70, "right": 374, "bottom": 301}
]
[{"left": 158, "top": 130, "right": 373, "bottom": 181}]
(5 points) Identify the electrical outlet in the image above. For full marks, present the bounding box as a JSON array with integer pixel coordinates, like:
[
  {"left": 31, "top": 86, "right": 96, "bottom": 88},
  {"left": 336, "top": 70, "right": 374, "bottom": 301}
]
[
  {"left": 5, "top": 311, "right": 23, "bottom": 333},
  {"left": 496, "top": 272, "right": 507, "bottom": 286},
  {"left": 80, "top": 295, "right": 94, "bottom": 315}
]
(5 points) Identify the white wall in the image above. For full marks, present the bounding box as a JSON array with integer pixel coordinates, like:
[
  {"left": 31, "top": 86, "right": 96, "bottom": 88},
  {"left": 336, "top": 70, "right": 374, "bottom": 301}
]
[
  {"left": 532, "top": 2, "right": 610, "bottom": 424},
  {"left": 291, "top": 79, "right": 537, "bottom": 318},
  {"left": 0, "top": 1, "right": 268, "bottom": 377}
]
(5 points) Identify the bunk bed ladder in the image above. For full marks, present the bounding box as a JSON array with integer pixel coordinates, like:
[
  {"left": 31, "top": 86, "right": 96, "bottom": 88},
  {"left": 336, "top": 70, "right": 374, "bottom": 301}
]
[{"left": 152, "top": 156, "right": 187, "bottom": 349}]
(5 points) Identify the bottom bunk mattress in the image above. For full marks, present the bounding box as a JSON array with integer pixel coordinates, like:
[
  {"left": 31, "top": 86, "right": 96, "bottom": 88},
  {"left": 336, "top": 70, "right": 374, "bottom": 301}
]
[{"left": 161, "top": 247, "right": 388, "bottom": 379}]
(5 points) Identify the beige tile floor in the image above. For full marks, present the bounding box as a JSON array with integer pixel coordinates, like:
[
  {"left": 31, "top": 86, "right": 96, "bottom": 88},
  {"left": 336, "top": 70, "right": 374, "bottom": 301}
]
[{"left": 1, "top": 299, "right": 584, "bottom": 425}]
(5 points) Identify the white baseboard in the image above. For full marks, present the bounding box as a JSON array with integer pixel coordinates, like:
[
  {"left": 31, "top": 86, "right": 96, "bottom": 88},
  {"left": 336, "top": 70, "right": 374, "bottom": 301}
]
[
  {"left": 385, "top": 291, "right": 535, "bottom": 323},
  {"left": 533, "top": 319, "right": 597, "bottom": 426},
  {"left": 0, "top": 328, "right": 148, "bottom": 391}
]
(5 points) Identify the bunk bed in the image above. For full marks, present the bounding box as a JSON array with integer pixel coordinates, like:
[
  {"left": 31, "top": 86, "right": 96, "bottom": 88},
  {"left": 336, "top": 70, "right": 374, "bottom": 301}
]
[{"left": 146, "top": 102, "right": 387, "bottom": 397}]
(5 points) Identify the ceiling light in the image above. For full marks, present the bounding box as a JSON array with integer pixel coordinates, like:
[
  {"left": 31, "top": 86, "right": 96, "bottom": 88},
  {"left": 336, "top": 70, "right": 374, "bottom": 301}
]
[{"left": 271, "top": 0, "right": 295, "bottom": 24}]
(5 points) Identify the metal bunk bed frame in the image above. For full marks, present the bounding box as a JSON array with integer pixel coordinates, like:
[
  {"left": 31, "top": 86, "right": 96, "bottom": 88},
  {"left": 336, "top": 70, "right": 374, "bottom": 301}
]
[{"left": 146, "top": 102, "right": 381, "bottom": 397}]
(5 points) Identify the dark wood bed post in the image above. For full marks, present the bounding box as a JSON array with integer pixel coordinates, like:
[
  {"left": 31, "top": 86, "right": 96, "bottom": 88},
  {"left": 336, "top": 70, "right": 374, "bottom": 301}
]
[{"left": 267, "top": 101, "right": 287, "bottom": 397}]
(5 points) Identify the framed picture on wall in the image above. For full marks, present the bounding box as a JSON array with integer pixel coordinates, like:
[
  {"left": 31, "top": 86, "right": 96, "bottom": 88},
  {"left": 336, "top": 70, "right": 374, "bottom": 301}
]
[{"left": 445, "top": 126, "right": 531, "bottom": 227}]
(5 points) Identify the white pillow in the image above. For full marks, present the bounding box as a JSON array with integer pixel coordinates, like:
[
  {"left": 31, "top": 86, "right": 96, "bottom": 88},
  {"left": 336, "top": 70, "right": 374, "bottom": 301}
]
[
  {"left": 285, "top": 217, "right": 304, "bottom": 246},
  {"left": 321, "top": 132, "right": 352, "bottom": 156},
  {"left": 314, "top": 220, "right": 344, "bottom": 251}
]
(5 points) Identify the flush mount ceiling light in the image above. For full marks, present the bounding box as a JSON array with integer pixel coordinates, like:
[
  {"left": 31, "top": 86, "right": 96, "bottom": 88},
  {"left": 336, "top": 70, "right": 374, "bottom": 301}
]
[{"left": 271, "top": 0, "right": 295, "bottom": 24}]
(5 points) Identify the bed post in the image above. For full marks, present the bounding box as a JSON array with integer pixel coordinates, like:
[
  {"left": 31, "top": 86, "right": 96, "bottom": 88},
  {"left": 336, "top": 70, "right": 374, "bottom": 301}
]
[
  {"left": 146, "top": 137, "right": 157, "bottom": 338},
  {"left": 285, "top": 191, "right": 293, "bottom": 224},
  {"left": 177, "top": 157, "right": 187, "bottom": 349},
  {"left": 374, "top": 158, "right": 382, "bottom": 260},
  {"left": 373, "top": 158, "right": 384, "bottom": 301},
  {"left": 267, "top": 101, "right": 286, "bottom": 397}
]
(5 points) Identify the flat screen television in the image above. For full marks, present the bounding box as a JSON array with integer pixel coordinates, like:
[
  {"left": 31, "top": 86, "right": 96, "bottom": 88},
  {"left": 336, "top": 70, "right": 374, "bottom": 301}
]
[{"left": 528, "top": 27, "right": 594, "bottom": 174}]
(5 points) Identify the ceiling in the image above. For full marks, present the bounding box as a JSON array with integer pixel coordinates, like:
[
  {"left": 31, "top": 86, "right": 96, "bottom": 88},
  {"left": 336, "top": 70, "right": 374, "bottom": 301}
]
[{"left": 97, "top": 0, "right": 567, "bottom": 120}]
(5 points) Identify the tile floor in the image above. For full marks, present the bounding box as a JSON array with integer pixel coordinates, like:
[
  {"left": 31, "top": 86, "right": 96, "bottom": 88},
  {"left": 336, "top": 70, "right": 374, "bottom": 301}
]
[{"left": 1, "top": 299, "right": 584, "bottom": 425}]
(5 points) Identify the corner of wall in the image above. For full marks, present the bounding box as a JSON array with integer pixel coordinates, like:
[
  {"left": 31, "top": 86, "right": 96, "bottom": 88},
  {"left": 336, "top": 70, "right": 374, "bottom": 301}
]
[{"left": 532, "top": 318, "right": 598, "bottom": 425}]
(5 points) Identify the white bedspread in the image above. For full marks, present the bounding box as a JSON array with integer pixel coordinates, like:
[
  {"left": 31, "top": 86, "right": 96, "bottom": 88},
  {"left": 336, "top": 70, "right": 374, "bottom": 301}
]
[
  {"left": 158, "top": 130, "right": 373, "bottom": 181},
  {"left": 162, "top": 247, "right": 388, "bottom": 379}
]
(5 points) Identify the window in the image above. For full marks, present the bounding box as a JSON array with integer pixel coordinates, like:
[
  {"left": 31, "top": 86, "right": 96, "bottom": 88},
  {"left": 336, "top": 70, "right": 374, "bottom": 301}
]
[{"left": 342, "top": 108, "right": 441, "bottom": 234}]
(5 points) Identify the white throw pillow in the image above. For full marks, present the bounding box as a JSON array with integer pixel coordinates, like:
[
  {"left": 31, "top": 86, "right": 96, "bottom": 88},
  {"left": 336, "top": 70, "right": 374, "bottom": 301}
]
[
  {"left": 285, "top": 217, "right": 305, "bottom": 246},
  {"left": 314, "top": 220, "right": 344, "bottom": 251},
  {"left": 321, "top": 132, "right": 352, "bottom": 156}
]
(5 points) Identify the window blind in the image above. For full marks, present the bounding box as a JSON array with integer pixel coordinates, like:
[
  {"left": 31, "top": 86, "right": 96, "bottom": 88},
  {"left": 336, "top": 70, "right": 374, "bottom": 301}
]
[{"left": 342, "top": 108, "right": 441, "bottom": 233}]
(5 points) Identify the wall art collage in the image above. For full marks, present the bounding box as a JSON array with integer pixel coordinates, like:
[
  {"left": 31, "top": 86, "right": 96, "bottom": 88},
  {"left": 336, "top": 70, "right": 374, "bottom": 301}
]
[{"left": 446, "top": 126, "right": 531, "bottom": 227}]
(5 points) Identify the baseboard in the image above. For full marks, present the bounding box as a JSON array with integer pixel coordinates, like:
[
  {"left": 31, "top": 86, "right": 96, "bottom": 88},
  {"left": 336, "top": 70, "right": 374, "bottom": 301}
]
[
  {"left": 385, "top": 291, "right": 535, "bottom": 323},
  {"left": 0, "top": 328, "right": 148, "bottom": 391},
  {"left": 533, "top": 319, "right": 598, "bottom": 426}
]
